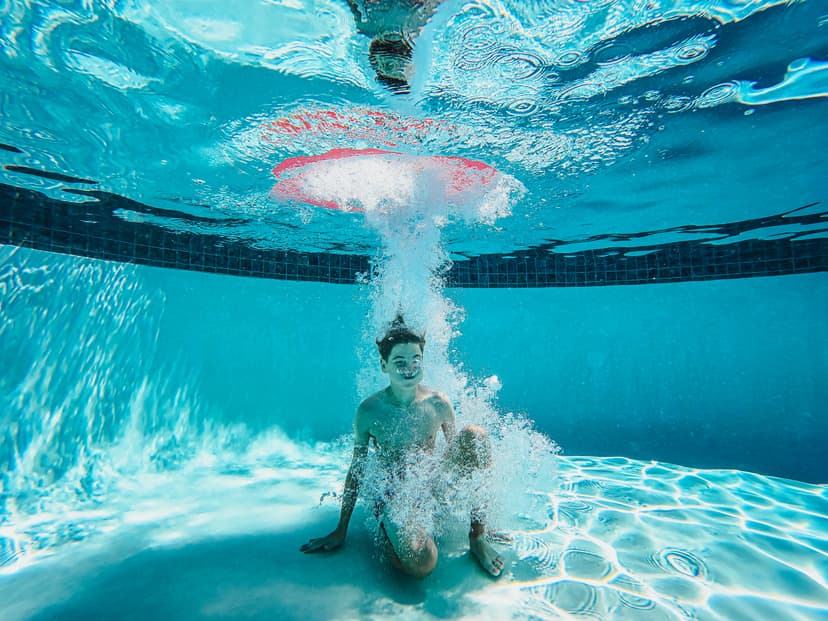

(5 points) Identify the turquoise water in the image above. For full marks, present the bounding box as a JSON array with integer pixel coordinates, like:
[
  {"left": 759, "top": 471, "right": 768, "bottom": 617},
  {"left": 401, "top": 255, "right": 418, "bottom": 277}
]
[
  {"left": 2, "top": 0, "right": 828, "bottom": 619},
  {"left": 1, "top": 246, "right": 826, "bottom": 620}
]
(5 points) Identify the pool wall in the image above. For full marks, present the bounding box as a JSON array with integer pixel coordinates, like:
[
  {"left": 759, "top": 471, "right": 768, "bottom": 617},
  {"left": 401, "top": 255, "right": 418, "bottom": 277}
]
[
  {"left": 2, "top": 246, "right": 826, "bottom": 483},
  {"left": 451, "top": 277, "right": 828, "bottom": 483}
]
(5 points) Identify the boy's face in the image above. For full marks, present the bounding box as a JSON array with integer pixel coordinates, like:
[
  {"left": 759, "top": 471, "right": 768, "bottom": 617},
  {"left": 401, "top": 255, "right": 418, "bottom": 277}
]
[{"left": 381, "top": 342, "right": 424, "bottom": 387}]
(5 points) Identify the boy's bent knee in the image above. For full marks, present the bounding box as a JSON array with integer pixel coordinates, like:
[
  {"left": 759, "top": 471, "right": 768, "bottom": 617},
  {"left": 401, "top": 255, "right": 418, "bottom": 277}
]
[
  {"left": 399, "top": 537, "right": 438, "bottom": 578},
  {"left": 456, "top": 425, "right": 492, "bottom": 469},
  {"left": 459, "top": 425, "right": 488, "bottom": 442},
  {"left": 383, "top": 525, "right": 438, "bottom": 578}
]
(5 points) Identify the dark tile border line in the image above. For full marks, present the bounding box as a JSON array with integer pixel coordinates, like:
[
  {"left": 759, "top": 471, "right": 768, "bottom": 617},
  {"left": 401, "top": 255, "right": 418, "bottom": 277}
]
[
  {"left": 446, "top": 239, "right": 828, "bottom": 287},
  {"left": 1, "top": 182, "right": 827, "bottom": 286},
  {"left": 0, "top": 184, "right": 369, "bottom": 284}
]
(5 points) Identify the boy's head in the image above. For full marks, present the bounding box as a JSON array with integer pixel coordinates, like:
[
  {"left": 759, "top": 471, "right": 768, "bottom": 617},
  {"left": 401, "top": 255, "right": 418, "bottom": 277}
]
[{"left": 376, "top": 314, "right": 425, "bottom": 362}]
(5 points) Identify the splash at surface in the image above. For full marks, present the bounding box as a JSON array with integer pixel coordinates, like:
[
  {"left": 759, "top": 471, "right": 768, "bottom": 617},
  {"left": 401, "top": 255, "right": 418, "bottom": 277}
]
[{"left": 270, "top": 147, "right": 521, "bottom": 224}]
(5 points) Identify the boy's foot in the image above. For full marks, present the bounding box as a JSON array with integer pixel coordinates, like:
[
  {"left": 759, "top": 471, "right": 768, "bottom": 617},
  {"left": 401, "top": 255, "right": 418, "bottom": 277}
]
[
  {"left": 486, "top": 529, "right": 513, "bottom": 544},
  {"left": 470, "top": 534, "right": 505, "bottom": 577}
]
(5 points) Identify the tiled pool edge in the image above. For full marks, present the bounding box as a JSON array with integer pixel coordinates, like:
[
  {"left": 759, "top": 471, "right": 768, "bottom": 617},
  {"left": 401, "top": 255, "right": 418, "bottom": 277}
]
[{"left": 2, "top": 183, "right": 826, "bottom": 286}]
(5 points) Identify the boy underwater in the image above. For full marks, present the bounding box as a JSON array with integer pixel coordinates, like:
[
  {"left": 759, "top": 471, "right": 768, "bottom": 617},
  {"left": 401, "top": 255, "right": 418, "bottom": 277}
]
[{"left": 300, "top": 316, "right": 504, "bottom": 578}]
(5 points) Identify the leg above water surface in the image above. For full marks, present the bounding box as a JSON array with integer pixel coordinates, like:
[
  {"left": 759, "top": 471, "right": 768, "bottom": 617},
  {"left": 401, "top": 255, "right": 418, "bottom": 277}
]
[{"left": 346, "top": 0, "right": 446, "bottom": 93}]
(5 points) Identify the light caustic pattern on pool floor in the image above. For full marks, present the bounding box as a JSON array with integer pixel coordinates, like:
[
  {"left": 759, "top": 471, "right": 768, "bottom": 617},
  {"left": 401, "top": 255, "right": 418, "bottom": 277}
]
[
  {"left": 1, "top": 454, "right": 826, "bottom": 621},
  {"left": 495, "top": 457, "right": 828, "bottom": 621}
]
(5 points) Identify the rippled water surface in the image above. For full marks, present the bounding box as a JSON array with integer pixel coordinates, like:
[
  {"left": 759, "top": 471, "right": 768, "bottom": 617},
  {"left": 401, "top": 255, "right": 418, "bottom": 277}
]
[{"left": 1, "top": 0, "right": 827, "bottom": 254}]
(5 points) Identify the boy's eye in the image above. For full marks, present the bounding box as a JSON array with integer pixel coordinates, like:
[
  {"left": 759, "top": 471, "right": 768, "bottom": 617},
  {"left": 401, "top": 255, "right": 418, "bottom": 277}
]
[{"left": 395, "top": 360, "right": 421, "bottom": 369}]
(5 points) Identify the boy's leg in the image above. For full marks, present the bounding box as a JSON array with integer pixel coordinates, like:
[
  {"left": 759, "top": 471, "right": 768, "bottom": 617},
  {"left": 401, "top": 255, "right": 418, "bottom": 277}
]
[
  {"left": 450, "top": 425, "right": 505, "bottom": 577},
  {"left": 378, "top": 509, "right": 438, "bottom": 578}
]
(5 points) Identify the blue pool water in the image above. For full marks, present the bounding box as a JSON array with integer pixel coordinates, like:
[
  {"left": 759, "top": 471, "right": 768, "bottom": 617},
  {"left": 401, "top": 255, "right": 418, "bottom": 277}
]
[{"left": 2, "top": 0, "right": 828, "bottom": 619}]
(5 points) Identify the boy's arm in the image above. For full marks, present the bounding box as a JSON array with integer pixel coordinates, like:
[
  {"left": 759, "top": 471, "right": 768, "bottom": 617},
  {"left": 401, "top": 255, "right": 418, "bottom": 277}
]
[
  {"left": 300, "top": 409, "right": 370, "bottom": 553},
  {"left": 331, "top": 443, "right": 368, "bottom": 536},
  {"left": 439, "top": 395, "right": 457, "bottom": 444}
]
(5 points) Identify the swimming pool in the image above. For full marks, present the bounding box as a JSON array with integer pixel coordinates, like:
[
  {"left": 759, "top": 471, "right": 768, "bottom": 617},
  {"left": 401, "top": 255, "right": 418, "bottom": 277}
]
[{"left": 1, "top": 1, "right": 827, "bottom": 619}]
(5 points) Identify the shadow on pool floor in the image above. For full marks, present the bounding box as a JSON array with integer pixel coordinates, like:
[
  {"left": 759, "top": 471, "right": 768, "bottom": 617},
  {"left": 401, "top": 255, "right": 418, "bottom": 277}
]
[{"left": 1, "top": 515, "right": 501, "bottom": 621}]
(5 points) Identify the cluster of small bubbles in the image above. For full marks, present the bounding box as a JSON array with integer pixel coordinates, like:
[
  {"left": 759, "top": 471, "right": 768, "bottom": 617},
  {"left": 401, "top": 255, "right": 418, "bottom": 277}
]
[
  {"left": 674, "top": 40, "right": 711, "bottom": 63},
  {"left": 646, "top": 547, "right": 708, "bottom": 579},
  {"left": 507, "top": 98, "right": 539, "bottom": 116},
  {"left": 359, "top": 448, "right": 445, "bottom": 543},
  {"left": 543, "top": 581, "right": 599, "bottom": 616},
  {"left": 695, "top": 81, "right": 739, "bottom": 108},
  {"left": 355, "top": 170, "right": 458, "bottom": 398},
  {"left": 497, "top": 50, "right": 545, "bottom": 80},
  {"left": 660, "top": 95, "right": 695, "bottom": 113},
  {"left": 484, "top": 413, "right": 560, "bottom": 529},
  {"left": 593, "top": 42, "right": 633, "bottom": 66},
  {"left": 618, "top": 591, "right": 657, "bottom": 611},
  {"left": 556, "top": 81, "right": 601, "bottom": 103},
  {"left": 319, "top": 146, "right": 558, "bottom": 539},
  {"left": 297, "top": 204, "right": 315, "bottom": 225},
  {"left": 556, "top": 50, "right": 584, "bottom": 67},
  {"left": 461, "top": 23, "right": 498, "bottom": 51},
  {"left": 453, "top": 48, "right": 497, "bottom": 71}
]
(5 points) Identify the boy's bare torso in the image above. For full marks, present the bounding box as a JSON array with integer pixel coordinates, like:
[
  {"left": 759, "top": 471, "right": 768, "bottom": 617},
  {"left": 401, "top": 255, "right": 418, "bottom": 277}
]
[{"left": 357, "top": 385, "right": 455, "bottom": 468}]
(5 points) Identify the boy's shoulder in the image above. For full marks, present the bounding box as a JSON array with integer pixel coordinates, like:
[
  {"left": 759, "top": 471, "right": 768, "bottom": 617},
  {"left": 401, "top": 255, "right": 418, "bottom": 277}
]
[
  {"left": 357, "top": 389, "right": 387, "bottom": 414},
  {"left": 421, "top": 386, "right": 449, "bottom": 402},
  {"left": 354, "top": 391, "right": 385, "bottom": 437},
  {"left": 356, "top": 386, "right": 450, "bottom": 408},
  {"left": 419, "top": 386, "right": 453, "bottom": 417}
]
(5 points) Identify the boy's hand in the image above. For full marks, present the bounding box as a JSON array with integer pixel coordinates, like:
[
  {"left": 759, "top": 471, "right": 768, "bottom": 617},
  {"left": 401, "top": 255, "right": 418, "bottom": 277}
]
[{"left": 300, "top": 530, "right": 345, "bottom": 553}]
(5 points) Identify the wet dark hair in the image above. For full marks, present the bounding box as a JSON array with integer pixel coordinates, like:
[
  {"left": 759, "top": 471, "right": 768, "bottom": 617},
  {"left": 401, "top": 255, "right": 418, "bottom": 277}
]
[{"left": 376, "top": 314, "right": 425, "bottom": 361}]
